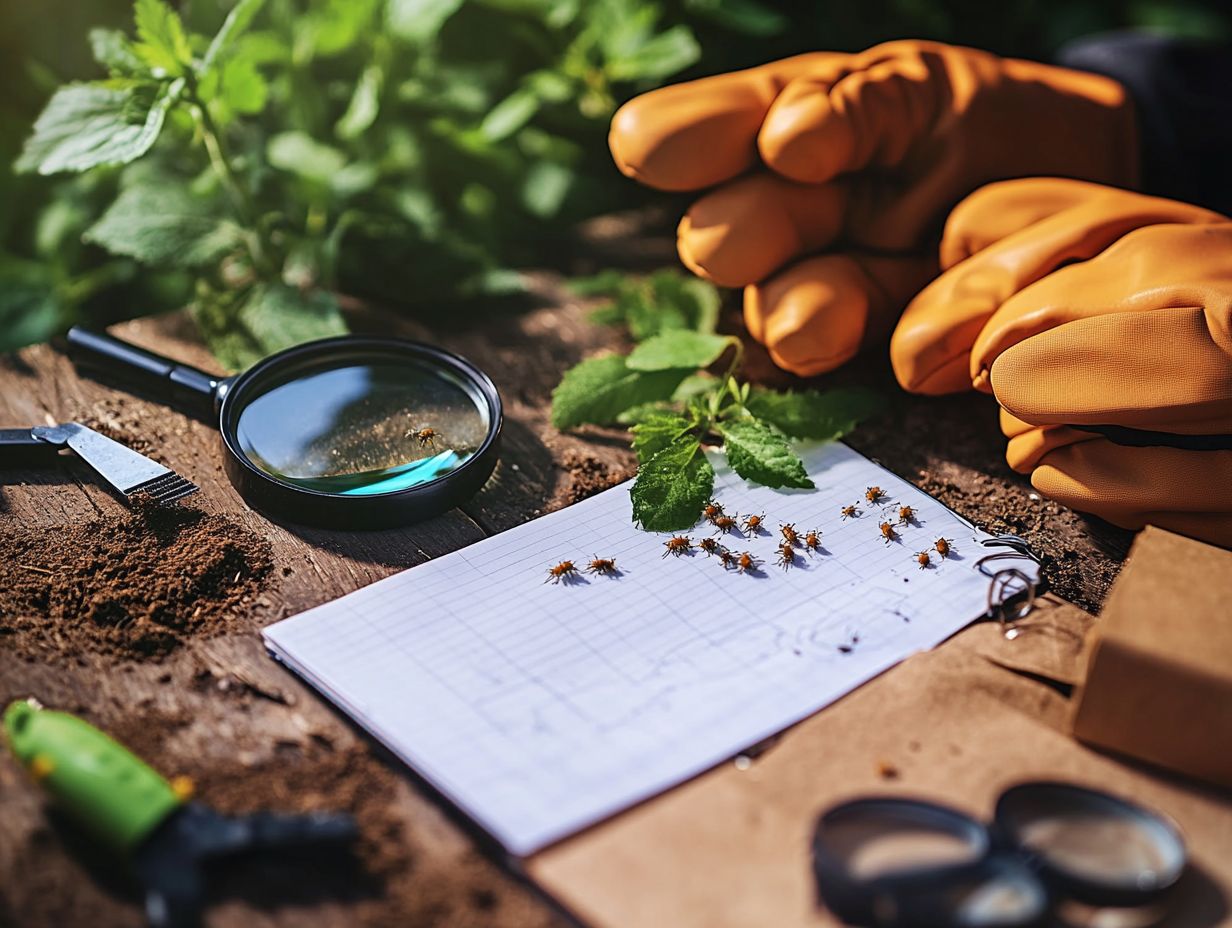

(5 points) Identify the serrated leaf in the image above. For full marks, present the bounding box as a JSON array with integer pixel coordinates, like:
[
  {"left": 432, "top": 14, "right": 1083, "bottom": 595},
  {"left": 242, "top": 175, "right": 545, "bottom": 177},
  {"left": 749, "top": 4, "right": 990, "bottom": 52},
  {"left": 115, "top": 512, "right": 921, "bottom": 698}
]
[
  {"left": 84, "top": 182, "right": 243, "bottom": 267},
  {"left": 133, "top": 0, "right": 193, "bottom": 77},
  {"left": 90, "top": 29, "right": 148, "bottom": 75},
  {"left": 626, "top": 330, "right": 734, "bottom": 371},
  {"left": 550, "top": 354, "right": 692, "bottom": 429},
  {"left": 200, "top": 0, "right": 267, "bottom": 74},
  {"left": 193, "top": 284, "right": 347, "bottom": 370},
  {"left": 386, "top": 0, "right": 464, "bottom": 43},
  {"left": 630, "top": 433, "right": 713, "bottom": 531},
  {"left": 744, "top": 387, "right": 881, "bottom": 441},
  {"left": 16, "top": 80, "right": 180, "bottom": 175},
  {"left": 720, "top": 418, "right": 813, "bottom": 489},
  {"left": 631, "top": 413, "right": 692, "bottom": 463}
]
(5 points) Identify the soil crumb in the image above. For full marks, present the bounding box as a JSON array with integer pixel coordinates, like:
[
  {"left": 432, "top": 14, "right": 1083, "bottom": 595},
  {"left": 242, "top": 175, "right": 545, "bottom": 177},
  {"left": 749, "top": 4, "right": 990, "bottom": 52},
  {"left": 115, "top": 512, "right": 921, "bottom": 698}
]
[
  {"left": 559, "top": 449, "right": 632, "bottom": 506},
  {"left": 0, "top": 497, "right": 273, "bottom": 661},
  {"left": 71, "top": 395, "right": 170, "bottom": 462}
]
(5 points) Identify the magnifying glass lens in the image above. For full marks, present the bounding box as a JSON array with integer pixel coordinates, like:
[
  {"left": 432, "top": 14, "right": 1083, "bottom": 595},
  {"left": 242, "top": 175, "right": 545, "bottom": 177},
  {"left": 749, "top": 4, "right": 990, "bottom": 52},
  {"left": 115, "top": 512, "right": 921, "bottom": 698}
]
[
  {"left": 1012, "top": 804, "right": 1176, "bottom": 886},
  {"left": 234, "top": 355, "right": 490, "bottom": 496},
  {"left": 828, "top": 816, "right": 983, "bottom": 880},
  {"left": 996, "top": 783, "right": 1186, "bottom": 901}
]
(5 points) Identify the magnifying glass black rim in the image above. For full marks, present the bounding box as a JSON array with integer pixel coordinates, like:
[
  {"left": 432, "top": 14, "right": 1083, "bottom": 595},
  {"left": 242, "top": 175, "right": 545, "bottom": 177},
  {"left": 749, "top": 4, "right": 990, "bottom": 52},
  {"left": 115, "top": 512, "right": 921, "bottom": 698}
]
[
  {"left": 812, "top": 797, "right": 1003, "bottom": 927},
  {"left": 216, "top": 335, "right": 502, "bottom": 529},
  {"left": 994, "top": 781, "right": 1187, "bottom": 908}
]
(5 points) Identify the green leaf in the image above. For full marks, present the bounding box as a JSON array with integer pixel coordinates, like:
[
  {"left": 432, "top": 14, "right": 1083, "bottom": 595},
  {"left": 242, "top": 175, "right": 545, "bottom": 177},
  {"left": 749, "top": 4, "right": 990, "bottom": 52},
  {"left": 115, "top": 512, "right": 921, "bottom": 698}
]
[
  {"left": 336, "top": 64, "right": 382, "bottom": 139},
  {"left": 133, "top": 0, "right": 194, "bottom": 77},
  {"left": 267, "top": 130, "right": 347, "bottom": 182},
  {"left": 550, "top": 354, "right": 692, "bottom": 429},
  {"left": 719, "top": 418, "right": 814, "bottom": 489},
  {"left": 744, "top": 387, "right": 881, "bottom": 441},
  {"left": 193, "top": 284, "right": 348, "bottom": 370},
  {"left": 683, "top": 0, "right": 787, "bottom": 36},
  {"left": 0, "top": 259, "right": 62, "bottom": 352},
  {"left": 630, "top": 434, "right": 714, "bottom": 531},
  {"left": 84, "top": 182, "right": 243, "bottom": 267},
  {"left": 90, "top": 29, "right": 148, "bottom": 75},
  {"left": 16, "top": 80, "right": 181, "bottom": 175},
  {"left": 387, "top": 0, "right": 464, "bottom": 43},
  {"left": 480, "top": 87, "right": 540, "bottom": 141},
  {"left": 216, "top": 56, "right": 269, "bottom": 114},
  {"left": 631, "top": 413, "right": 692, "bottom": 463},
  {"left": 606, "top": 25, "right": 701, "bottom": 82},
  {"left": 521, "top": 161, "right": 573, "bottom": 218},
  {"left": 626, "top": 330, "right": 734, "bottom": 371},
  {"left": 200, "top": 0, "right": 267, "bottom": 74}
]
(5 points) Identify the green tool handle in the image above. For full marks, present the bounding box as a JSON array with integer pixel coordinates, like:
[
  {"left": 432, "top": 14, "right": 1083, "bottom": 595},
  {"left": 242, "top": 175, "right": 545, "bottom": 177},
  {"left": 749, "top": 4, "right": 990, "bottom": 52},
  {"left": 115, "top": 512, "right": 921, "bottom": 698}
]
[{"left": 3, "top": 700, "right": 186, "bottom": 852}]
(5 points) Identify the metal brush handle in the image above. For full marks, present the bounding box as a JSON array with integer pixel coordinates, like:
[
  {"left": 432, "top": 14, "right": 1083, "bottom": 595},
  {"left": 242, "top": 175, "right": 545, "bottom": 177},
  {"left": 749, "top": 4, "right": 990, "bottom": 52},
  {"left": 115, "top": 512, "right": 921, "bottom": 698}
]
[
  {"left": 66, "top": 327, "right": 227, "bottom": 419},
  {"left": 0, "top": 427, "right": 61, "bottom": 466}
]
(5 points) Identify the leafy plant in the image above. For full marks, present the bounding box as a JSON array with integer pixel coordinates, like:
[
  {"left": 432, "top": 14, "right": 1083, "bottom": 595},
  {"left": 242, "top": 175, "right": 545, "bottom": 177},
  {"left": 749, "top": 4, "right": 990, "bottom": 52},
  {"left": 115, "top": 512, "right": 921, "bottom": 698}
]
[
  {"left": 11, "top": 0, "right": 785, "bottom": 365},
  {"left": 552, "top": 270, "right": 880, "bottom": 530}
]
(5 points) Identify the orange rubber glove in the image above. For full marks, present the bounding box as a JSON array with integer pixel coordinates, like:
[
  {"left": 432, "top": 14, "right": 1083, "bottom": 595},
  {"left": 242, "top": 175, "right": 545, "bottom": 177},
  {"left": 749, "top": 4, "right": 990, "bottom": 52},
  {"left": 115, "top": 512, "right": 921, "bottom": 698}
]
[
  {"left": 609, "top": 41, "right": 1138, "bottom": 376},
  {"left": 890, "top": 178, "right": 1232, "bottom": 545}
]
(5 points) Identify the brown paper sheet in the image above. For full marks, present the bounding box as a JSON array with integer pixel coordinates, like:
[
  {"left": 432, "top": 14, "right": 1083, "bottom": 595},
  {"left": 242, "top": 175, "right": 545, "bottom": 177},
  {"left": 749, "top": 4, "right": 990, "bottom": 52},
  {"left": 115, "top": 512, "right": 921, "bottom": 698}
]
[
  {"left": 1072, "top": 526, "right": 1232, "bottom": 789},
  {"left": 527, "top": 594, "right": 1232, "bottom": 927}
]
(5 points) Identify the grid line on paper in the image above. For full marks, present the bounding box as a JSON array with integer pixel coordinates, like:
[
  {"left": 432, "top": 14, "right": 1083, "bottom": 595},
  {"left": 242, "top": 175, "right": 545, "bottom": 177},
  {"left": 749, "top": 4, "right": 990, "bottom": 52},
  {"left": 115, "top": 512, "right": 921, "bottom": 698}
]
[{"left": 264, "top": 442, "right": 999, "bottom": 855}]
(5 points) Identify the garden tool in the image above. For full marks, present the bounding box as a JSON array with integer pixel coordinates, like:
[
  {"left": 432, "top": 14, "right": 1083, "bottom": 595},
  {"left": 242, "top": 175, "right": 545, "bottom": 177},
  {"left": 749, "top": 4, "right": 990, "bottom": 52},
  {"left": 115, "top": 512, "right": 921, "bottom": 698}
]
[
  {"left": 0, "top": 421, "right": 198, "bottom": 504},
  {"left": 889, "top": 178, "right": 1232, "bottom": 546},
  {"left": 3, "top": 699, "right": 358, "bottom": 928},
  {"left": 608, "top": 40, "right": 1138, "bottom": 376}
]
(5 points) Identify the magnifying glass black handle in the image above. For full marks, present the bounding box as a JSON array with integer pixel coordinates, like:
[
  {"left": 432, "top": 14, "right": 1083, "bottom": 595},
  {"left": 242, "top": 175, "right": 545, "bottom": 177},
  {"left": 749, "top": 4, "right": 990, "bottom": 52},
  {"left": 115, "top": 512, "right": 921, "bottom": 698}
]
[{"left": 66, "top": 327, "right": 227, "bottom": 421}]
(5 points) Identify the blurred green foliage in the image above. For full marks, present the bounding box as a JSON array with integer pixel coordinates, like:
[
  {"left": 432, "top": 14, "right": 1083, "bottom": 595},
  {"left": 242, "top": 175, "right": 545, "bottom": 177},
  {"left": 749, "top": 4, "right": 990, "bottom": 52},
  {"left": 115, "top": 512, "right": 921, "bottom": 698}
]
[{"left": 1, "top": 0, "right": 1228, "bottom": 364}]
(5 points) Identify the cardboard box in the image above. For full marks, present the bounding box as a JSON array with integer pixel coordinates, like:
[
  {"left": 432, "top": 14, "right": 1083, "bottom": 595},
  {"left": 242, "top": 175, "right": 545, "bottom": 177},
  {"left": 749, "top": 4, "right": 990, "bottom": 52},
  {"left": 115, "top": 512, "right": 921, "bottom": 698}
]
[{"left": 1072, "top": 526, "right": 1232, "bottom": 789}]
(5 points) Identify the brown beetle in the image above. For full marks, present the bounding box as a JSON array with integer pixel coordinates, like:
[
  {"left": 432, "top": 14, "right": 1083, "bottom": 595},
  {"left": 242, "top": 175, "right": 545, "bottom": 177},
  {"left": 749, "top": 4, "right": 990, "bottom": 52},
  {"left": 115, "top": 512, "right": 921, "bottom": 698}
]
[
  {"left": 866, "top": 486, "right": 887, "bottom": 504},
  {"left": 780, "top": 523, "right": 799, "bottom": 547},
  {"left": 879, "top": 521, "right": 898, "bottom": 544},
  {"left": 545, "top": 560, "right": 579, "bottom": 584},
  {"left": 934, "top": 537, "right": 955, "bottom": 558},
  {"left": 407, "top": 427, "right": 437, "bottom": 450},
  {"left": 698, "top": 537, "right": 721, "bottom": 556},
  {"left": 735, "top": 551, "right": 762, "bottom": 574},
  {"left": 712, "top": 515, "right": 738, "bottom": 535},
  {"left": 803, "top": 529, "right": 823, "bottom": 553},
  {"left": 775, "top": 541, "right": 797, "bottom": 570},
  {"left": 897, "top": 504, "right": 919, "bottom": 525},
  {"left": 586, "top": 556, "right": 618, "bottom": 576},
  {"left": 914, "top": 550, "right": 932, "bottom": 569},
  {"left": 702, "top": 500, "right": 724, "bottom": 523},
  {"left": 662, "top": 535, "right": 693, "bottom": 557},
  {"left": 742, "top": 512, "right": 766, "bottom": 534},
  {"left": 718, "top": 548, "right": 739, "bottom": 570},
  {"left": 841, "top": 504, "right": 860, "bottom": 519}
]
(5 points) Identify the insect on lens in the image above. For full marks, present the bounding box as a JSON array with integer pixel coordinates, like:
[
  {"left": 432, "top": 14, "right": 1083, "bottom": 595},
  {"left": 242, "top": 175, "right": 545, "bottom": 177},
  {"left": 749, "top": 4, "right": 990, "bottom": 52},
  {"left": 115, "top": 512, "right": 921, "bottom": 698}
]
[{"left": 234, "top": 353, "right": 491, "bottom": 496}]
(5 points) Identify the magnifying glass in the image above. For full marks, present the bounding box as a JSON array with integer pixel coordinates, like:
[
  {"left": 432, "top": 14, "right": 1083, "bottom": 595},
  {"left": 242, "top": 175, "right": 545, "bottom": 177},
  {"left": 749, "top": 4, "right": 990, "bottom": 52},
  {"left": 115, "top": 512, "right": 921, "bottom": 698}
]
[
  {"left": 64, "top": 326, "right": 502, "bottom": 529},
  {"left": 812, "top": 782, "right": 1186, "bottom": 928}
]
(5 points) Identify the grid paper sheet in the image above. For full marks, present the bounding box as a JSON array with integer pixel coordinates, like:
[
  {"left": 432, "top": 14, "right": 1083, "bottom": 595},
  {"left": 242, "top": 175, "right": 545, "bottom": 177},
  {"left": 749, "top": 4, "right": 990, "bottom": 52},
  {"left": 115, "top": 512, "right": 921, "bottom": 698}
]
[{"left": 264, "top": 442, "right": 996, "bottom": 855}]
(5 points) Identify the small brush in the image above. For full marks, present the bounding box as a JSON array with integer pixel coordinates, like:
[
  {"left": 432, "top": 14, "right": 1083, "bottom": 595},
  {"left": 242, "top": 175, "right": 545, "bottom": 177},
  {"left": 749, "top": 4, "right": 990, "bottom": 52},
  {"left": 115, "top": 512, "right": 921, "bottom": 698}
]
[{"left": 26, "top": 422, "right": 198, "bottom": 504}]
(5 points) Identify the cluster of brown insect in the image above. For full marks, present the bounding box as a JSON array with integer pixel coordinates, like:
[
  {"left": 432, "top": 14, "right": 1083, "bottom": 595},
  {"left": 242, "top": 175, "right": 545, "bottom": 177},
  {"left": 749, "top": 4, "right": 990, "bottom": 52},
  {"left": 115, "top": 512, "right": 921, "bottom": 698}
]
[
  {"left": 847, "top": 486, "right": 957, "bottom": 568},
  {"left": 700, "top": 500, "right": 827, "bottom": 572},
  {"left": 545, "top": 556, "right": 619, "bottom": 584}
]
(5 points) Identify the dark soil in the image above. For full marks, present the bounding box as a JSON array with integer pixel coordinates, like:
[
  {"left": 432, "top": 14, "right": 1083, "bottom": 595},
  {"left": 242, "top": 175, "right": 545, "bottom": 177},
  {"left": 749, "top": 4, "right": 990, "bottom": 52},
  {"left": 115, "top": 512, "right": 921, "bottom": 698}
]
[
  {"left": 558, "top": 448, "right": 634, "bottom": 506},
  {"left": 0, "top": 496, "right": 273, "bottom": 661}
]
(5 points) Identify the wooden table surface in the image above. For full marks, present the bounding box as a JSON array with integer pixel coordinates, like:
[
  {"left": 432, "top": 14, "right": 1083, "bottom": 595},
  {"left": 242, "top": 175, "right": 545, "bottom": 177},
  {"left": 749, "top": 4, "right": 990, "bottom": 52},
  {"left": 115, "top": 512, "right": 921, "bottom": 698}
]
[{"left": 0, "top": 264, "right": 1139, "bottom": 927}]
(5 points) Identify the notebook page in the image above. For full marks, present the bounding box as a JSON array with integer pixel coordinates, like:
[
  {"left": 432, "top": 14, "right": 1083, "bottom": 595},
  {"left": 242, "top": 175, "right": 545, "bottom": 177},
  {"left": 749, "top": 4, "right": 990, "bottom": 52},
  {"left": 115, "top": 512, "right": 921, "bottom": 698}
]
[{"left": 264, "top": 442, "right": 997, "bottom": 855}]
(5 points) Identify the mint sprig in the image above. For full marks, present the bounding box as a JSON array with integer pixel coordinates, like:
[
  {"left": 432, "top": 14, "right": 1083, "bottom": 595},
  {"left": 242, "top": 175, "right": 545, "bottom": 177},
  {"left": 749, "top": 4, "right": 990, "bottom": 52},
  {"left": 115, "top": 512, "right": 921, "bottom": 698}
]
[{"left": 552, "top": 271, "right": 881, "bottom": 530}]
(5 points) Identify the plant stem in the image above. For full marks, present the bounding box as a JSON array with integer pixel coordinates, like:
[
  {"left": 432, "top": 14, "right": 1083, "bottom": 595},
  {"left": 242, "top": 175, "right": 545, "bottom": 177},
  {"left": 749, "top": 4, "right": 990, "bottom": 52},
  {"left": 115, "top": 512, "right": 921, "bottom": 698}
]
[{"left": 183, "top": 75, "right": 273, "bottom": 276}]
